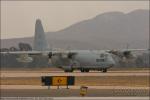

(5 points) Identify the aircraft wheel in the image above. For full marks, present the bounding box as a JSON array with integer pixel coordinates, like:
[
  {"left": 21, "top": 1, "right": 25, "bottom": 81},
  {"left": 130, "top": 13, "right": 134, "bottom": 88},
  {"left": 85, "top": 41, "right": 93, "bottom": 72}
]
[
  {"left": 85, "top": 69, "right": 89, "bottom": 72},
  {"left": 64, "top": 70, "right": 69, "bottom": 72},
  {"left": 64, "top": 69, "right": 73, "bottom": 72},
  {"left": 102, "top": 68, "right": 107, "bottom": 73},
  {"left": 70, "top": 69, "right": 74, "bottom": 72},
  {"left": 80, "top": 69, "right": 85, "bottom": 72}
]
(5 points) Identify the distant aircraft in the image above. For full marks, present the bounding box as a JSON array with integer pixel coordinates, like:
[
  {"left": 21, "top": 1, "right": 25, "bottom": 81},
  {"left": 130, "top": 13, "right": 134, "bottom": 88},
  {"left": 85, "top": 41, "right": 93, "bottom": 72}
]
[{"left": 0, "top": 19, "right": 148, "bottom": 72}]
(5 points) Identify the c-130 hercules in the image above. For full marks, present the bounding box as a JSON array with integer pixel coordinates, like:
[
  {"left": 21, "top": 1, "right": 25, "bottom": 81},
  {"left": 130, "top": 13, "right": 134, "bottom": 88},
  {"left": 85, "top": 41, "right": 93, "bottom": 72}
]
[{"left": 1, "top": 19, "right": 148, "bottom": 72}]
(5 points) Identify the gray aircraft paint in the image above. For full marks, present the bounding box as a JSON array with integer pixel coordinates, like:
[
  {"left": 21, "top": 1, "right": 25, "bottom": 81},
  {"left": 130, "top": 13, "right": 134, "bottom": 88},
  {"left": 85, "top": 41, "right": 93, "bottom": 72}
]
[
  {"left": 14, "top": 19, "right": 118, "bottom": 72},
  {"left": 51, "top": 50, "right": 115, "bottom": 70},
  {"left": 33, "top": 19, "right": 49, "bottom": 51},
  {"left": 33, "top": 19, "right": 116, "bottom": 71},
  {"left": 74, "top": 51, "right": 115, "bottom": 68}
]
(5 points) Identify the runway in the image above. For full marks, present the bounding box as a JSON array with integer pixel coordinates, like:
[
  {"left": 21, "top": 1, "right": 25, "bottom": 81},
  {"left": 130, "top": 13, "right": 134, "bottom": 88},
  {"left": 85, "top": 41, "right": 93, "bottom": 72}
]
[
  {"left": 1, "top": 88, "right": 149, "bottom": 97},
  {"left": 0, "top": 97, "right": 149, "bottom": 100},
  {"left": 1, "top": 70, "right": 149, "bottom": 97},
  {"left": 1, "top": 85, "right": 149, "bottom": 89},
  {"left": 1, "top": 71, "right": 149, "bottom": 77},
  {"left": 53, "top": 97, "right": 150, "bottom": 100}
]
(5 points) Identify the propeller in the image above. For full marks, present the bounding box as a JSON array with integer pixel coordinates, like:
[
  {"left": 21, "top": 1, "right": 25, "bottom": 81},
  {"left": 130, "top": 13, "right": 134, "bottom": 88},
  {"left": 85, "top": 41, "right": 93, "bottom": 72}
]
[
  {"left": 67, "top": 52, "right": 76, "bottom": 59},
  {"left": 123, "top": 51, "right": 133, "bottom": 59},
  {"left": 48, "top": 52, "right": 53, "bottom": 59},
  {"left": 109, "top": 50, "right": 133, "bottom": 60}
]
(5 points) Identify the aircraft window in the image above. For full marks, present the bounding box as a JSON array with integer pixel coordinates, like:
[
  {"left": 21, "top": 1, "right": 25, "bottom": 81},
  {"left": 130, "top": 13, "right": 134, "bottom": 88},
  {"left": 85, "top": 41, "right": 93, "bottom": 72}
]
[
  {"left": 105, "top": 54, "right": 108, "bottom": 57},
  {"left": 96, "top": 59, "right": 105, "bottom": 62},
  {"left": 100, "top": 54, "right": 105, "bottom": 58},
  {"left": 100, "top": 53, "right": 108, "bottom": 58}
]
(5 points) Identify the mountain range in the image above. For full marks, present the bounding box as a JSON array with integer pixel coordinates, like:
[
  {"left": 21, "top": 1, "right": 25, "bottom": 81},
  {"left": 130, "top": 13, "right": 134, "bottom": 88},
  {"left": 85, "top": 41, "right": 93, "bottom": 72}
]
[{"left": 1, "top": 9, "right": 149, "bottom": 50}]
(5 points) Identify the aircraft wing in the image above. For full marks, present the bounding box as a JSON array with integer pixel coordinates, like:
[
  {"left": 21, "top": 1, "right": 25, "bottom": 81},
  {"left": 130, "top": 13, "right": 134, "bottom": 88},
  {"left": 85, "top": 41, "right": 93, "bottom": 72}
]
[
  {"left": 106, "top": 49, "right": 148, "bottom": 52},
  {"left": 106, "top": 48, "right": 149, "bottom": 59},
  {"left": 118, "top": 49, "right": 148, "bottom": 52},
  {"left": 0, "top": 50, "right": 77, "bottom": 59},
  {"left": 0, "top": 50, "right": 51, "bottom": 55},
  {"left": 0, "top": 50, "right": 52, "bottom": 63}
]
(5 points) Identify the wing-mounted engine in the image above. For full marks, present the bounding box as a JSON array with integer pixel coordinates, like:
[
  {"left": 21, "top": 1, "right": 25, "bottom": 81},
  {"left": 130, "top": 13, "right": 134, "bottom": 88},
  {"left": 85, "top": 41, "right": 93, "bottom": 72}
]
[
  {"left": 109, "top": 50, "right": 134, "bottom": 61},
  {"left": 108, "top": 50, "right": 137, "bottom": 67},
  {"left": 47, "top": 51, "right": 77, "bottom": 67},
  {"left": 122, "top": 51, "right": 134, "bottom": 59},
  {"left": 16, "top": 54, "right": 33, "bottom": 63},
  {"left": 109, "top": 50, "right": 123, "bottom": 58},
  {"left": 67, "top": 52, "right": 77, "bottom": 59}
]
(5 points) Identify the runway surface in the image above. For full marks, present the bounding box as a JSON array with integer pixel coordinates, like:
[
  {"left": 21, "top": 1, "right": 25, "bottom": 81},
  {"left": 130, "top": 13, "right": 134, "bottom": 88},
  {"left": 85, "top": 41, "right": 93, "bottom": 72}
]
[
  {"left": 53, "top": 97, "right": 150, "bottom": 100},
  {"left": 1, "top": 85, "right": 149, "bottom": 89},
  {"left": 1, "top": 71, "right": 149, "bottom": 77},
  {"left": 0, "top": 97, "right": 149, "bottom": 100},
  {"left": 1, "top": 70, "right": 149, "bottom": 97},
  {"left": 1, "top": 89, "right": 149, "bottom": 97}
]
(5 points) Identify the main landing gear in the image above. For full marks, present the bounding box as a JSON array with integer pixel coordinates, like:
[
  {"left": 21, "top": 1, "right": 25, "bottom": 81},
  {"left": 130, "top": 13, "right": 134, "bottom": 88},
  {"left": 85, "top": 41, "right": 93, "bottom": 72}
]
[
  {"left": 64, "top": 68, "right": 107, "bottom": 73},
  {"left": 64, "top": 69, "right": 73, "bottom": 72},
  {"left": 80, "top": 69, "right": 89, "bottom": 72}
]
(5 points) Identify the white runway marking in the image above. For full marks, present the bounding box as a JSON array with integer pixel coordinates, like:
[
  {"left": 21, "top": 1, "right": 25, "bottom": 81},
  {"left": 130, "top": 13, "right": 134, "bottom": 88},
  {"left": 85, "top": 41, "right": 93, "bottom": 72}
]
[
  {"left": 1, "top": 71, "right": 149, "bottom": 77},
  {"left": 0, "top": 97, "right": 149, "bottom": 100},
  {"left": 53, "top": 97, "right": 149, "bottom": 100},
  {"left": 1, "top": 70, "right": 149, "bottom": 73},
  {"left": 1, "top": 85, "right": 149, "bottom": 90}
]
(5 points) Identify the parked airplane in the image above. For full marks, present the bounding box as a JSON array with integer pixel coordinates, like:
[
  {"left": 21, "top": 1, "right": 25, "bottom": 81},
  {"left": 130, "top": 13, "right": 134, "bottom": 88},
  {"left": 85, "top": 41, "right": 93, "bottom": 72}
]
[{"left": 0, "top": 19, "right": 148, "bottom": 72}]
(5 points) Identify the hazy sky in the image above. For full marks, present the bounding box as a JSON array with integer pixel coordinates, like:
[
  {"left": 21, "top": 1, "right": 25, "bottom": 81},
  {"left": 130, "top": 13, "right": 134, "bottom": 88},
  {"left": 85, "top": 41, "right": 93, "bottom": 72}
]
[{"left": 1, "top": 1, "right": 149, "bottom": 39}]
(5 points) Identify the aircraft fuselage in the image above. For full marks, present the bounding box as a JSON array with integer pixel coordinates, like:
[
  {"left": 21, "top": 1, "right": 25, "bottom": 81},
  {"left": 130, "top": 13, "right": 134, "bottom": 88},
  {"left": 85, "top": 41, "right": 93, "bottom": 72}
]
[{"left": 51, "top": 50, "right": 115, "bottom": 72}]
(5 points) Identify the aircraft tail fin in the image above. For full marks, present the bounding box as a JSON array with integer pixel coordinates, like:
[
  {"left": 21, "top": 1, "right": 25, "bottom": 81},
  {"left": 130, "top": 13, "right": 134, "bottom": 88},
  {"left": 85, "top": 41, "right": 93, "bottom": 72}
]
[{"left": 33, "top": 19, "right": 49, "bottom": 51}]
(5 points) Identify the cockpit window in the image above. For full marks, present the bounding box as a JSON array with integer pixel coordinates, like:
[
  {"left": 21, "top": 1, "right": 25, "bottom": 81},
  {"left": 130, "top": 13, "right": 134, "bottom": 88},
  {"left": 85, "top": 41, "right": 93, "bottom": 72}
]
[
  {"left": 97, "top": 53, "right": 108, "bottom": 62},
  {"left": 96, "top": 59, "right": 105, "bottom": 62},
  {"left": 100, "top": 53, "right": 108, "bottom": 58},
  {"left": 100, "top": 54, "right": 105, "bottom": 58}
]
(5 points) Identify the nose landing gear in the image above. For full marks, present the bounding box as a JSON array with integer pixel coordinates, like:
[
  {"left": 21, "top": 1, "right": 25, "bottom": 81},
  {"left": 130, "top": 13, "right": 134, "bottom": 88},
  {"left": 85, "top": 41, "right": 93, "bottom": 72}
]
[{"left": 102, "top": 68, "right": 107, "bottom": 73}]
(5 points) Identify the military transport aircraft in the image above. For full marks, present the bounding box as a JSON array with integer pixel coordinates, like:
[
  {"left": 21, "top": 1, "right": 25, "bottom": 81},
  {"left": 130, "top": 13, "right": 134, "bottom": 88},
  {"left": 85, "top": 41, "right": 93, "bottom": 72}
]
[{"left": 0, "top": 19, "right": 148, "bottom": 72}]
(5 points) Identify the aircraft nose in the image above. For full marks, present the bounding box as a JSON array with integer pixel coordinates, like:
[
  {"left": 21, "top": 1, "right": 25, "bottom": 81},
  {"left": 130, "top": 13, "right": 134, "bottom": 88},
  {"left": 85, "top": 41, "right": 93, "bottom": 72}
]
[{"left": 110, "top": 59, "right": 115, "bottom": 67}]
